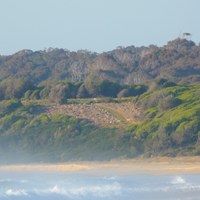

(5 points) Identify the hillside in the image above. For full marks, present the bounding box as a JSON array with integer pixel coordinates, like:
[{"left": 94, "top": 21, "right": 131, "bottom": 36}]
[
  {"left": 130, "top": 84, "right": 200, "bottom": 156},
  {"left": 0, "top": 84, "right": 199, "bottom": 164},
  {"left": 0, "top": 38, "right": 200, "bottom": 86},
  {"left": 0, "top": 38, "right": 200, "bottom": 164}
]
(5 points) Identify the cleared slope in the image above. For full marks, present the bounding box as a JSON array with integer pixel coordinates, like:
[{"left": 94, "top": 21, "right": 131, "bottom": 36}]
[{"left": 47, "top": 102, "right": 139, "bottom": 127}]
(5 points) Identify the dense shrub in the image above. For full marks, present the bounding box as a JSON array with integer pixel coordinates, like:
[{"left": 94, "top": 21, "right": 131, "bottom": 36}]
[
  {"left": 159, "top": 96, "right": 182, "bottom": 111},
  {"left": 0, "top": 78, "right": 35, "bottom": 100}
]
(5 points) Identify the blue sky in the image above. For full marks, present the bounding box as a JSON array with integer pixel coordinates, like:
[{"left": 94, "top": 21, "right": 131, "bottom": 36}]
[{"left": 0, "top": 0, "right": 199, "bottom": 55}]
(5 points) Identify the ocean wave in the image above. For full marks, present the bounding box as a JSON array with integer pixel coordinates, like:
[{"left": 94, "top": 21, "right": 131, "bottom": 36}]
[
  {"left": 0, "top": 178, "right": 28, "bottom": 184},
  {"left": 103, "top": 176, "right": 117, "bottom": 181},
  {"left": 169, "top": 176, "right": 200, "bottom": 192},
  {"left": 5, "top": 189, "right": 28, "bottom": 196},
  {"left": 1, "top": 175, "right": 200, "bottom": 199},
  {"left": 171, "top": 176, "right": 187, "bottom": 185},
  {"left": 0, "top": 179, "right": 13, "bottom": 183},
  {"left": 27, "top": 182, "right": 122, "bottom": 198},
  {"left": 123, "top": 176, "right": 200, "bottom": 194}
]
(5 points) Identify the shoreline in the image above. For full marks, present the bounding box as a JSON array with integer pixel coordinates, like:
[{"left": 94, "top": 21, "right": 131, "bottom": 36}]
[{"left": 1, "top": 157, "right": 200, "bottom": 175}]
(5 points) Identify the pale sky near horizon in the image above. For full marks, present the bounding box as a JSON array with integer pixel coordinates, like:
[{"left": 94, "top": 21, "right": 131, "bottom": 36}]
[{"left": 0, "top": 0, "right": 199, "bottom": 55}]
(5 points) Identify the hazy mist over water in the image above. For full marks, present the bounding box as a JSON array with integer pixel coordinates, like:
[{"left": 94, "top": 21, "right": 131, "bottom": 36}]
[{"left": 0, "top": 171, "right": 200, "bottom": 200}]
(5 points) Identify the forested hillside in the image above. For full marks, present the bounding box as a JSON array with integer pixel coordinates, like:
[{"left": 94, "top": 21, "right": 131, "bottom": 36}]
[
  {"left": 0, "top": 38, "right": 199, "bottom": 103},
  {"left": 0, "top": 84, "right": 199, "bottom": 164},
  {"left": 0, "top": 38, "right": 200, "bottom": 86},
  {"left": 0, "top": 38, "right": 200, "bottom": 164}
]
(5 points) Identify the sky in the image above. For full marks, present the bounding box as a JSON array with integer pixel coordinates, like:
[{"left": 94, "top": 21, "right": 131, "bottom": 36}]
[{"left": 0, "top": 0, "right": 200, "bottom": 55}]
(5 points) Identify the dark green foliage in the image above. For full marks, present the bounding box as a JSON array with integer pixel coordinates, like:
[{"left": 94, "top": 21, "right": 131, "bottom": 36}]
[
  {"left": 76, "top": 84, "right": 89, "bottom": 98},
  {"left": 0, "top": 78, "right": 35, "bottom": 100},
  {"left": 98, "top": 80, "right": 121, "bottom": 97},
  {"left": 156, "top": 78, "right": 177, "bottom": 88},
  {"left": 48, "top": 81, "right": 82, "bottom": 104},
  {"left": 158, "top": 96, "right": 182, "bottom": 111},
  {"left": 24, "top": 89, "right": 41, "bottom": 100},
  {"left": 0, "top": 99, "right": 22, "bottom": 117},
  {"left": 149, "top": 78, "right": 177, "bottom": 91},
  {"left": 83, "top": 78, "right": 147, "bottom": 98},
  {"left": 0, "top": 78, "right": 147, "bottom": 102},
  {"left": 49, "top": 83, "right": 68, "bottom": 104},
  {"left": 118, "top": 85, "right": 148, "bottom": 98}
]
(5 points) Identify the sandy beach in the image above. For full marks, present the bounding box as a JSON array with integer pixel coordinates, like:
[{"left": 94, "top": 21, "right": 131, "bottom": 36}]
[{"left": 1, "top": 157, "right": 200, "bottom": 175}]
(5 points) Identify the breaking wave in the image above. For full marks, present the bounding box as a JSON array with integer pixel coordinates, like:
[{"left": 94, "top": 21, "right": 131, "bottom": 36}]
[
  {"left": 169, "top": 176, "right": 200, "bottom": 192},
  {"left": 5, "top": 189, "right": 28, "bottom": 196},
  {"left": 38, "top": 182, "right": 122, "bottom": 197},
  {"left": 171, "top": 176, "right": 187, "bottom": 185},
  {"left": 0, "top": 174, "right": 200, "bottom": 199},
  {"left": 0, "top": 182, "right": 122, "bottom": 198}
]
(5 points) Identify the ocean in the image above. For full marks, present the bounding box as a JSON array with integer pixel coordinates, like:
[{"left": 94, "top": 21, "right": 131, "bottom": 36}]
[{"left": 0, "top": 171, "right": 200, "bottom": 200}]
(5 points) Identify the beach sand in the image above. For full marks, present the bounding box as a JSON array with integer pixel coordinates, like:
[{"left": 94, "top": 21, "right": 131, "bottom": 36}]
[{"left": 1, "top": 157, "right": 200, "bottom": 175}]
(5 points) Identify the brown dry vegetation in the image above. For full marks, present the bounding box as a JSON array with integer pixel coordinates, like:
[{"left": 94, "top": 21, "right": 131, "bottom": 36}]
[{"left": 46, "top": 102, "right": 139, "bottom": 127}]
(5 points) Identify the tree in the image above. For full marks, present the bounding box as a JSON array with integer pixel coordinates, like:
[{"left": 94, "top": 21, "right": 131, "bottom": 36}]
[
  {"left": 49, "top": 83, "right": 68, "bottom": 104},
  {"left": 76, "top": 84, "right": 89, "bottom": 98},
  {"left": 117, "top": 85, "right": 147, "bottom": 98},
  {"left": 117, "top": 89, "right": 130, "bottom": 98},
  {"left": 99, "top": 80, "right": 121, "bottom": 97},
  {"left": 0, "top": 78, "right": 35, "bottom": 100}
]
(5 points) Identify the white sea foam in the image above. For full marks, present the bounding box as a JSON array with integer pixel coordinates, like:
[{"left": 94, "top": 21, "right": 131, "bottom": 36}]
[
  {"left": 5, "top": 189, "right": 28, "bottom": 196},
  {"left": 1, "top": 173, "right": 200, "bottom": 199},
  {"left": 34, "top": 182, "right": 122, "bottom": 197},
  {"left": 169, "top": 176, "right": 200, "bottom": 192},
  {"left": 171, "top": 176, "right": 187, "bottom": 185}
]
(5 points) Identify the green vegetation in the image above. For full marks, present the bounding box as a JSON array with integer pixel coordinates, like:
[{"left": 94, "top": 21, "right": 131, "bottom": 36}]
[
  {"left": 128, "top": 84, "right": 200, "bottom": 157},
  {"left": 0, "top": 76, "right": 148, "bottom": 104},
  {"left": 0, "top": 102, "right": 131, "bottom": 163},
  {"left": 0, "top": 84, "right": 199, "bottom": 163},
  {"left": 0, "top": 38, "right": 200, "bottom": 163}
]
